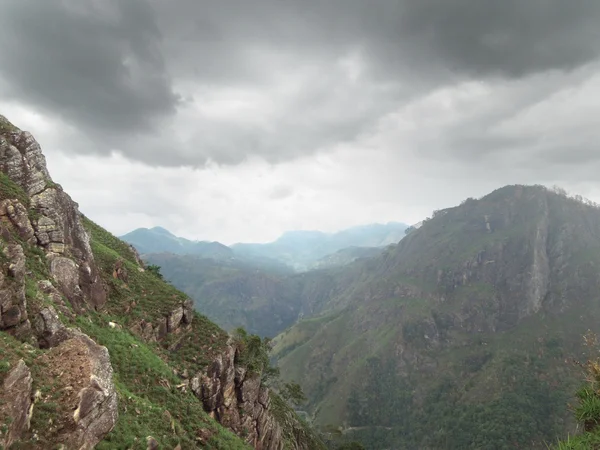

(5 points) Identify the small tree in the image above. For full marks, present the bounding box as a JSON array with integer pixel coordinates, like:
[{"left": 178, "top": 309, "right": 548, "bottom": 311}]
[
  {"left": 280, "top": 382, "right": 307, "bottom": 407},
  {"left": 146, "top": 264, "right": 163, "bottom": 280},
  {"left": 554, "top": 331, "right": 600, "bottom": 448}
]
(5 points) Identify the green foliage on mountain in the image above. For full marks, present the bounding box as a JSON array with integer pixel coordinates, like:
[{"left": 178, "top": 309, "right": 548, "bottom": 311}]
[
  {"left": 134, "top": 224, "right": 406, "bottom": 337},
  {"left": 143, "top": 253, "right": 298, "bottom": 336},
  {"left": 310, "top": 246, "right": 386, "bottom": 270},
  {"left": 272, "top": 185, "right": 600, "bottom": 449},
  {"left": 77, "top": 218, "right": 251, "bottom": 449}
]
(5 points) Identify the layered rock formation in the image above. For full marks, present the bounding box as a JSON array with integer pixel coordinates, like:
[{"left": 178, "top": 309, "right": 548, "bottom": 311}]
[
  {"left": 0, "top": 116, "right": 106, "bottom": 312},
  {"left": 0, "top": 115, "right": 118, "bottom": 446},
  {"left": 193, "top": 345, "right": 284, "bottom": 450},
  {"left": 1, "top": 360, "right": 33, "bottom": 448}
]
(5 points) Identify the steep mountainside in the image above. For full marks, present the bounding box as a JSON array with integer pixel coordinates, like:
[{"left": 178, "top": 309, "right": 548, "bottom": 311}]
[
  {"left": 0, "top": 115, "right": 324, "bottom": 450},
  {"left": 273, "top": 185, "right": 600, "bottom": 449},
  {"left": 310, "top": 246, "right": 387, "bottom": 270}
]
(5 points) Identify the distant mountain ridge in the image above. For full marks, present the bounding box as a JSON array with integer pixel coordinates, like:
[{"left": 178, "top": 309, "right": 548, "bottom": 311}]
[
  {"left": 119, "top": 226, "right": 233, "bottom": 258},
  {"left": 121, "top": 221, "right": 408, "bottom": 271},
  {"left": 232, "top": 221, "right": 408, "bottom": 270}
]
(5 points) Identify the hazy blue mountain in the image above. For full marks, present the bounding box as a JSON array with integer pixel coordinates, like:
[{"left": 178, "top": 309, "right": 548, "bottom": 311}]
[
  {"left": 232, "top": 222, "right": 407, "bottom": 270},
  {"left": 120, "top": 226, "right": 233, "bottom": 259},
  {"left": 122, "top": 222, "right": 407, "bottom": 271}
]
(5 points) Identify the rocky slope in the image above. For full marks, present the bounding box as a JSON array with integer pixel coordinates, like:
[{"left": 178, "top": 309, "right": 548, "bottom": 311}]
[
  {"left": 0, "top": 115, "right": 324, "bottom": 449},
  {"left": 273, "top": 185, "right": 600, "bottom": 449}
]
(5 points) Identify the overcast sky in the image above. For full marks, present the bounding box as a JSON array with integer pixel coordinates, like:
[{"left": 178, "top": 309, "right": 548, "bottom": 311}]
[{"left": 2, "top": 1, "right": 600, "bottom": 244}]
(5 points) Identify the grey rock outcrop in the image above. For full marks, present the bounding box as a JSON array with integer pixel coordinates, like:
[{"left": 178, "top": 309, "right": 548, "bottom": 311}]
[
  {"left": 45, "top": 331, "right": 118, "bottom": 449},
  {"left": 33, "top": 305, "right": 72, "bottom": 348},
  {"left": 1, "top": 360, "right": 33, "bottom": 448},
  {"left": 0, "top": 243, "right": 30, "bottom": 336},
  {"left": 0, "top": 199, "right": 35, "bottom": 244},
  {"left": 192, "top": 344, "right": 285, "bottom": 450},
  {"left": 130, "top": 299, "right": 194, "bottom": 342},
  {"left": 0, "top": 117, "right": 106, "bottom": 311}
]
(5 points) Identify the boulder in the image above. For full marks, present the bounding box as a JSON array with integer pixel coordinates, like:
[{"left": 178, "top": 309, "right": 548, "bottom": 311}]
[
  {"left": 0, "top": 123, "right": 107, "bottom": 310},
  {"left": 0, "top": 244, "right": 29, "bottom": 332},
  {"left": 1, "top": 359, "right": 33, "bottom": 448},
  {"left": 0, "top": 199, "right": 35, "bottom": 244},
  {"left": 33, "top": 306, "right": 72, "bottom": 348},
  {"left": 42, "top": 331, "right": 118, "bottom": 449}
]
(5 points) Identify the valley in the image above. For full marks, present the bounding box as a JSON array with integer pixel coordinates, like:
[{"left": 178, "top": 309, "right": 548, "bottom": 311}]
[{"left": 130, "top": 185, "right": 600, "bottom": 449}]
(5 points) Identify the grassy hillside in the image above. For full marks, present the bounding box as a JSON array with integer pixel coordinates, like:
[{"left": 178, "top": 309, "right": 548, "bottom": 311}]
[{"left": 273, "top": 185, "right": 600, "bottom": 449}]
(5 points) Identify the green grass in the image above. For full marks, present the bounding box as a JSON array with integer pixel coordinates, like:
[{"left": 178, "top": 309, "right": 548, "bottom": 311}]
[
  {"left": 0, "top": 115, "right": 19, "bottom": 133},
  {"left": 75, "top": 314, "right": 250, "bottom": 450},
  {"left": 553, "top": 433, "right": 600, "bottom": 449},
  {"left": 575, "top": 387, "right": 600, "bottom": 429},
  {"left": 0, "top": 171, "right": 29, "bottom": 206},
  {"left": 0, "top": 191, "right": 322, "bottom": 449},
  {"left": 83, "top": 216, "right": 141, "bottom": 266}
]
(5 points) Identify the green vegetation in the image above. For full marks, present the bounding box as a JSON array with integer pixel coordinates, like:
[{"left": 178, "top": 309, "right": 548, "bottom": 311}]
[
  {"left": 269, "top": 392, "right": 327, "bottom": 450},
  {"left": 75, "top": 314, "right": 249, "bottom": 450},
  {"left": 232, "top": 327, "right": 280, "bottom": 380},
  {"left": 80, "top": 216, "right": 324, "bottom": 448},
  {"left": 0, "top": 115, "right": 18, "bottom": 133},
  {"left": 0, "top": 171, "right": 29, "bottom": 206},
  {"left": 145, "top": 264, "right": 164, "bottom": 280},
  {"left": 554, "top": 332, "right": 600, "bottom": 449},
  {"left": 280, "top": 382, "right": 307, "bottom": 407},
  {"left": 271, "top": 186, "right": 600, "bottom": 448}
]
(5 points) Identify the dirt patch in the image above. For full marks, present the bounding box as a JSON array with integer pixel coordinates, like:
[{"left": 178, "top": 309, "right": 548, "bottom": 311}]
[{"left": 31, "top": 337, "right": 92, "bottom": 444}]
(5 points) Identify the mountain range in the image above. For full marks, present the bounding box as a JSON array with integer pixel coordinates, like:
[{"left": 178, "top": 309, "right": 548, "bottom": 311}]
[
  {"left": 4, "top": 111, "right": 597, "bottom": 449},
  {"left": 141, "top": 183, "right": 600, "bottom": 449},
  {"left": 121, "top": 222, "right": 407, "bottom": 272}
]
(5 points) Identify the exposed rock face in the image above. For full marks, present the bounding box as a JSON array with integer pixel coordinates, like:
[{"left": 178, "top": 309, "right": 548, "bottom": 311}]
[
  {"left": 0, "top": 199, "right": 36, "bottom": 244},
  {"left": 37, "top": 279, "right": 72, "bottom": 317},
  {"left": 0, "top": 129, "right": 51, "bottom": 197},
  {"left": 192, "top": 345, "right": 285, "bottom": 450},
  {"left": 130, "top": 299, "right": 194, "bottom": 342},
  {"left": 0, "top": 118, "right": 106, "bottom": 311},
  {"left": 33, "top": 305, "right": 72, "bottom": 348},
  {"left": 1, "top": 359, "right": 33, "bottom": 448},
  {"left": 42, "top": 331, "right": 118, "bottom": 449},
  {"left": 128, "top": 244, "right": 145, "bottom": 267},
  {"left": 0, "top": 243, "right": 30, "bottom": 336},
  {"left": 113, "top": 259, "right": 128, "bottom": 282}
]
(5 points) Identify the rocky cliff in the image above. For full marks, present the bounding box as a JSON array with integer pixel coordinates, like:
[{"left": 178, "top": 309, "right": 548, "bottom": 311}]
[{"left": 0, "top": 115, "right": 323, "bottom": 449}]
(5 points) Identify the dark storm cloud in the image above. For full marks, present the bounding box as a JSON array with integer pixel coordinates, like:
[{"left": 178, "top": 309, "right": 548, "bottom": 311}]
[
  {"left": 0, "top": 0, "right": 179, "bottom": 133},
  {"left": 155, "top": 0, "right": 600, "bottom": 81},
  {"left": 2, "top": 0, "right": 600, "bottom": 167}
]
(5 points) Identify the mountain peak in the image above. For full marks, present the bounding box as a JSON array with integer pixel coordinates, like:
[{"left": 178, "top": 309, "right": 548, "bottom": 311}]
[{"left": 149, "top": 226, "right": 175, "bottom": 236}]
